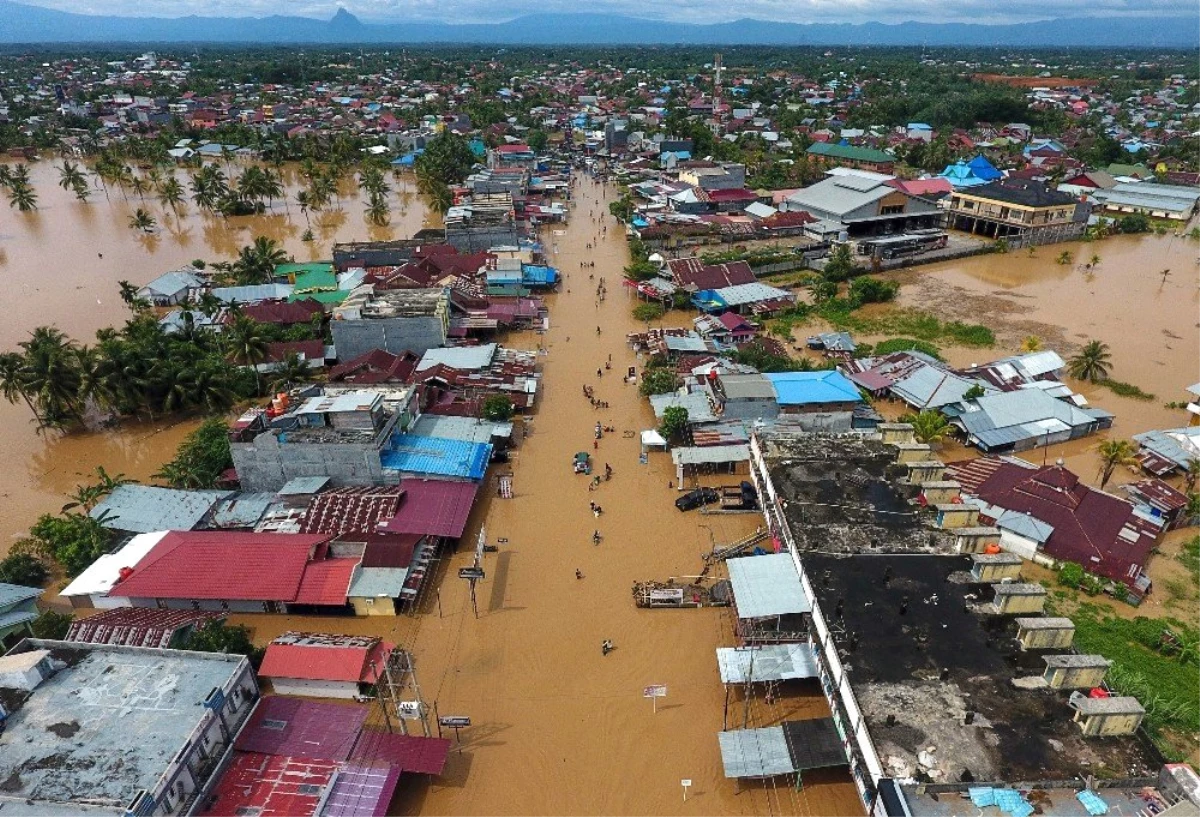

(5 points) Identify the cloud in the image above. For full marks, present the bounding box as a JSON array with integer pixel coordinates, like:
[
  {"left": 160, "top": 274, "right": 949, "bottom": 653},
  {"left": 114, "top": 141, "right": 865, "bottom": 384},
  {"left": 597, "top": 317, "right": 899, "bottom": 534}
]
[{"left": 17, "top": 0, "right": 1198, "bottom": 24}]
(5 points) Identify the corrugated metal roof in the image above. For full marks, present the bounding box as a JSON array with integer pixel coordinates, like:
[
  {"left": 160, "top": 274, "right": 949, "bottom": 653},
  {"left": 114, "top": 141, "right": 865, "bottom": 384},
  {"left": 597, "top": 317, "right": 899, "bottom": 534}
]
[
  {"left": 716, "top": 644, "right": 819, "bottom": 684},
  {"left": 259, "top": 634, "right": 387, "bottom": 683},
  {"left": 411, "top": 415, "right": 504, "bottom": 445},
  {"left": 383, "top": 435, "right": 491, "bottom": 480},
  {"left": 349, "top": 730, "right": 452, "bottom": 776},
  {"left": 649, "top": 391, "right": 717, "bottom": 423},
  {"left": 293, "top": 558, "right": 357, "bottom": 606},
  {"left": 416, "top": 343, "right": 497, "bottom": 372},
  {"left": 211, "top": 283, "right": 294, "bottom": 303},
  {"left": 727, "top": 553, "right": 810, "bottom": 619},
  {"left": 0, "top": 582, "right": 41, "bottom": 608},
  {"left": 765, "top": 370, "right": 862, "bottom": 405},
  {"left": 90, "top": 485, "right": 229, "bottom": 534},
  {"left": 718, "top": 726, "right": 795, "bottom": 778},
  {"left": 379, "top": 479, "right": 480, "bottom": 539},
  {"left": 671, "top": 445, "right": 751, "bottom": 466},
  {"left": 278, "top": 476, "right": 331, "bottom": 496},
  {"left": 208, "top": 493, "right": 276, "bottom": 528},
  {"left": 59, "top": 531, "right": 170, "bottom": 598},
  {"left": 711, "top": 282, "right": 792, "bottom": 307},
  {"left": 237, "top": 697, "right": 366, "bottom": 761},
  {"left": 347, "top": 565, "right": 409, "bottom": 599}
]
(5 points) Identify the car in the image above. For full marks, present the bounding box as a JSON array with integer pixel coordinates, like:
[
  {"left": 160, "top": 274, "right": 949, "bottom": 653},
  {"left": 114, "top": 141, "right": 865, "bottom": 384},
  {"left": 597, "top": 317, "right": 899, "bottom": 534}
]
[
  {"left": 675, "top": 487, "right": 719, "bottom": 512},
  {"left": 720, "top": 481, "right": 759, "bottom": 510}
]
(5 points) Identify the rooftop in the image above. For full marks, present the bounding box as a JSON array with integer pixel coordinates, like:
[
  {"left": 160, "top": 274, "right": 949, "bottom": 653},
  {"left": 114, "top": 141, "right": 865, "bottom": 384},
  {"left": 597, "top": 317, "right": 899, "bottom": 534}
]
[
  {"left": 804, "top": 552, "right": 1161, "bottom": 784},
  {"left": 0, "top": 642, "right": 247, "bottom": 815},
  {"left": 89, "top": 485, "right": 229, "bottom": 534}
]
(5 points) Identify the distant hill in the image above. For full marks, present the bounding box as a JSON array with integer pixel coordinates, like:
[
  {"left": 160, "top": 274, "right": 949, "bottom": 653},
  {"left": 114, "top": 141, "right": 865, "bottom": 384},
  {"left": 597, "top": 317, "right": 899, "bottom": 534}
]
[{"left": 0, "top": 2, "right": 1195, "bottom": 47}]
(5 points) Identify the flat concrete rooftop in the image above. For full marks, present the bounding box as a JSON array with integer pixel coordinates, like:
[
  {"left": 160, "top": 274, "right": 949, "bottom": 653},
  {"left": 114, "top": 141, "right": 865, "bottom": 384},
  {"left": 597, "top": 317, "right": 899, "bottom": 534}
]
[
  {"left": 804, "top": 553, "right": 1161, "bottom": 785},
  {"left": 0, "top": 643, "right": 244, "bottom": 814}
]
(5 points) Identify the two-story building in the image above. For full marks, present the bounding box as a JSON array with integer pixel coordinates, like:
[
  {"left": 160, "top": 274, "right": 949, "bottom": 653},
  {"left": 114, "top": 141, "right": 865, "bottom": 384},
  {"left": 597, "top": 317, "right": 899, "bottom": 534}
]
[{"left": 948, "top": 180, "right": 1086, "bottom": 244}]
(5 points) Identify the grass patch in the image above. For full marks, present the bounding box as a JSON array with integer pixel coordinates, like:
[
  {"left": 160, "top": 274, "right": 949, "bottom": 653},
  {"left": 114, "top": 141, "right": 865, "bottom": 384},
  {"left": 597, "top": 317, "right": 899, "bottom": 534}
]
[
  {"left": 827, "top": 307, "right": 995, "bottom": 347},
  {"left": 1177, "top": 535, "right": 1200, "bottom": 573},
  {"left": 873, "top": 338, "right": 943, "bottom": 360},
  {"left": 1098, "top": 379, "right": 1156, "bottom": 401}
]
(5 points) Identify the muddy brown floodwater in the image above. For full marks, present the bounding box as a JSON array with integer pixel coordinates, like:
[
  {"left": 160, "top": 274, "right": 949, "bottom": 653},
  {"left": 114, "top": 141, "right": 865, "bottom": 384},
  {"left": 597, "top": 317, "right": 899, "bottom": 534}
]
[
  {"left": 230, "top": 176, "right": 865, "bottom": 816},
  {"left": 0, "top": 159, "right": 437, "bottom": 550}
]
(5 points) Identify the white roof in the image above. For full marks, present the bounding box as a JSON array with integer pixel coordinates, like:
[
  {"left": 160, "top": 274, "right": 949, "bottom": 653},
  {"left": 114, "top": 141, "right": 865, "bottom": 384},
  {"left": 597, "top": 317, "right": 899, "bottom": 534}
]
[
  {"left": 727, "top": 553, "right": 810, "bottom": 619},
  {"left": 416, "top": 343, "right": 497, "bottom": 372},
  {"left": 59, "top": 531, "right": 168, "bottom": 597},
  {"left": 296, "top": 390, "right": 383, "bottom": 415},
  {"left": 640, "top": 429, "right": 668, "bottom": 447},
  {"left": 717, "top": 644, "right": 819, "bottom": 683},
  {"left": 1015, "top": 350, "right": 1066, "bottom": 378}
]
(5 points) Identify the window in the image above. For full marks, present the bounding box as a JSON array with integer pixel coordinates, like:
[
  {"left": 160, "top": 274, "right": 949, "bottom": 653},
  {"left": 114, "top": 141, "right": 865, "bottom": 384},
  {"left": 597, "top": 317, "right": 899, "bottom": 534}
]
[
  {"left": 261, "top": 719, "right": 288, "bottom": 731},
  {"left": 880, "top": 204, "right": 904, "bottom": 216}
]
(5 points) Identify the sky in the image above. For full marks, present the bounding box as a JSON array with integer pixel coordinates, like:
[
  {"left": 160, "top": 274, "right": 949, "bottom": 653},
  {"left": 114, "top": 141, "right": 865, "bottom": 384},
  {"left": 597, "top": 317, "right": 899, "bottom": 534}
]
[{"left": 15, "top": 0, "right": 1197, "bottom": 24}]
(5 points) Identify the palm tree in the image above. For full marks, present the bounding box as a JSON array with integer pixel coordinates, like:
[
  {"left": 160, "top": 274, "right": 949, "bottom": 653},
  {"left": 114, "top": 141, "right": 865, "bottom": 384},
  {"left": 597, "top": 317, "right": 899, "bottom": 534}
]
[
  {"left": 1020, "top": 336, "right": 1043, "bottom": 353},
  {"left": 262, "top": 168, "right": 286, "bottom": 211},
  {"left": 62, "top": 466, "right": 132, "bottom": 512},
  {"left": 1184, "top": 458, "right": 1199, "bottom": 493},
  {"left": 427, "top": 181, "right": 453, "bottom": 215},
  {"left": 366, "top": 194, "right": 389, "bottom": 226},
  {"left": 225, "top": 315, "right": 269, "bottom": 393},
  {"left": 58, "top": 160, "right": 87, "bottom": 195},
  {"left": 1096, "top": 439, "right": 1137, "bottom": 490},
  {"left": 194, "top": 291, "right": 223, "bottom": 320},
  {"left": 268, "top": 352, "right": 314, "bottom": 391},
  {"left": 159, "top": 176, "right": 186, "bottom": 215},
  {"left": 129, "top": 208, "right": 157, "bottom": 233},
  {"left": 19, "top": 326, "right": 83, "bottom": 428},
  {"left": 0, "top": 351, "right": 37, "bottom": 418},
  {"left": 129, "top": 174, "right": 150, "bottom": 201},
  {"left": 7, "top": 180, "right": 37, "bottom": 211},
  {"left": 1068, "top": 340, "right": 1112, "bottom": 383},
  {"left": 296, "top": 190, "right": 312, "bottom": 225},
  {"left": 899, "top": 409, "right": 952, "bottom": 446},
  {"left": 71, "top": 177, "right": 91, "bottom": 202},
  {"left": 231, "top": 236, "right": 290, "bottom": 285}
]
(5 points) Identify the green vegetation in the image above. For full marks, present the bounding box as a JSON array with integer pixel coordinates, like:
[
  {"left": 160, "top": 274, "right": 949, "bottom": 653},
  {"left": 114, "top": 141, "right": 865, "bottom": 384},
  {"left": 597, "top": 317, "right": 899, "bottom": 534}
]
[
  {"left": 1177, "top": 536, "right": 1200, "bottom": 574},
  {"left": 31, "top": 610, "right": 74, "bottom": 640},
  {"left": 846, "top": 276, "right": 900, "bottom": 305},
  {"left": 729, "top": 343, "right": 828, "bottom": 373},
  {"left": 639, "top": 367, "right": 678, "bottom": 397},
  {"left": 1095, "top": 439, "right": 1138, "bottom": 490},
  {"left": 898, "top": 409, "right": 953, "bottom": 445},
  {"left": 29, "top": 512, "right": 113, "bottom": 577},
  {"left": 0, "top": 552, "right": 48, "bottom": 586},
  {"left": 632, "top": 302, "right": 666, "bottom": 323},
  {"left": 831, "top": 308, "right": 995, "bottom": 347},
  {"left": 155, "top": 418, "right": 234, "bottom": 490},
  {"left": 609, "top": 194, "right": 635, "bottom": 223},
  {"left": 1097, "top": 379, "right": 1155, "bottom": 401},
  {"left": 821, "top": 244, "right": 864, "bottom": 282},
  {"left": 1067, "top": 339, "right": 1113, "bottom": 382},
  {"left": 481, "top": 394, "right": 515, "bottom": 422},
  {"left": 659, "top": 405, "right": 690, "bottom": 441},
  {"left": 700, "top": 247, "right": 798, "bottom": 270},
  {"left": 182, "top": 620, "right": 264, "bottom": 667},
  {"left": 1117, "top": 213, "right": 1152, "bottom": 234}
]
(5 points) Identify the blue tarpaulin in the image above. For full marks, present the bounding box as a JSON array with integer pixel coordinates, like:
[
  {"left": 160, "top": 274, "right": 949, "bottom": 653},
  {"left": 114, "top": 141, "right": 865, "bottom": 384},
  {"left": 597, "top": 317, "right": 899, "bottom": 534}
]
[{"left": 1077, "top": 791, "right": 1109, "bottom": 816}]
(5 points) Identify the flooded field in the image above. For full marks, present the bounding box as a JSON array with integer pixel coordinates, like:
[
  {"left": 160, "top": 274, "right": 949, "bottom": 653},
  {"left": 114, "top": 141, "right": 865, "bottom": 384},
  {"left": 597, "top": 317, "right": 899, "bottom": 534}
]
[{"left": 0, "top": 159, "right": 435, "bottom": 549}]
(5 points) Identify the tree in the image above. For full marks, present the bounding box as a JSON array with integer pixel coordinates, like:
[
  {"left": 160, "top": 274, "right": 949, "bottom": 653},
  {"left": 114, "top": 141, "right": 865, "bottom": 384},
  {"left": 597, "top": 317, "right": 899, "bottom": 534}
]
[
  {"left": 29, "top": 512, "right": 112, "bottom": 576},
  {"left": 899, "top": 409, "right": 952, "bottom": 445},
  {"left": 1184, "top": 458, "right": 1199, "bottom": 493},
  {"left": 128, "top": 208, "right": 157, "bottom": 233},
  {"left": 267, "top": 352, "right": 314, "bottom": 392},
  {"left": 155, "top": 418, "right": 234, "bottom": 489},
  {"left": 62, "top": 466, "right": 132, "bottom": 512},
  {"left": 58, "top": 159, "right": 87, "bottom": 196},
  {"left": 1055, "top": 250, "right": 1073, "bottom": 266},
  {"left": 159, "top": 176, "right": 186, "bottom": 215},
  {"left": 31, "top": 610, "right": 73, "bottom": 640},
  {"left": 182, "top": 620, "right": 258, "bottom": 658},
  {"left": 1021, "top": 336, "right": 1043, "bottom": 352},
  {"left": 481, "top": 394, "right": 515, "bottom": 422},
  {"left": 7, "top": 179, "right": 37, "bottom": 211},
  {"left": 0, "top": 552, "right": 48, "bottom": 586},
  {"left": 225, "top": 315, "right": 269, "bottom": 391},
  {"left": 231, "top": 236, "right": 290, "bottom": 285},
  {"left": 1057, "top": 561, "right": 1085, "bottom": 589},
  {"left": 963, "top": 383, "right": 987, "bottom": 400},
  {"left": 1068, "top": 340, "right": 1112, "bottom": 382},
  {"left": 632, "top": 302, "right": 665, "bottom": 322},
  {"left": 639, "top": 367, "right": 678, "bottom": 396},
  {"left": 1096, "top": 438, "right": 1137, "bottom": 489},
  {"left": 414, "top": 129, "right": 476, "bottom": 186},
  {"left": 822, "top": 244, "right": 862, "bottom": 282},
  {"left": 660, "top": 405, "right": 690, "bottom": 441}
]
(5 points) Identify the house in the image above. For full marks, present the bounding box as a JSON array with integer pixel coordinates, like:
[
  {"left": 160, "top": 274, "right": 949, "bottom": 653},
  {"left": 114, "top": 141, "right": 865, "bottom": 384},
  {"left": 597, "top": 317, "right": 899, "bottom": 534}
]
[
  {"left": 666, "top": 257, "right": 757, "bottom": 292},
  {"left": 1133, "top": 426, "right": 1200, "bottom": 476},
  {"left": 844, "top": 351, "right": 995, "bottom": 409},
  {"left": 948, "top": 180, "right": 1085, "bottom": 243},
  {"left": 784, "top": 174, "right": 942, "bottom": 237},
  {"left": 951, "top": 389, "right": 1113, "bottom": 453},
  {"left": 938, "top": 155, "right": 1002, "bottom": 189},
  {"left": 106, "top": 530, "right": 357, "bottom": 614},
  {"left": 677, "top": 161, "right": 746, "bottom": 191},
  {"left": 89, "top": 484, "right": 229, "bottom": 535},
  {"left": 765, "top": 371, "right": 864, "bottom": 415},
  {"left": 692, "top": 282, "right": 794, "bottom": 316},
  {"left": 136, "top": 269, "right": 204, "bottom": 306},
  {"left": 59, "top": 531, "right": 173, "bottom": 609},
  {"left": 257, "top": 632, "right": 392, "bottom": 699},
  {"left": 64, "top": 607, "right": 223, "bottom": 648},
  {"left": 947, "top": 457, "right": 1159, "bottom": 595},
  {"left": 326, "top": 349, "right": 418, "bottom": 385},
  {"left": 0, "top": 583, "right": 41, "bottom": 647},
  {"left": 713, "top": 373, "right": 779, "bottom": 421},
  {"left": 1089, "top": 182, "right": 1200, "bottom": 221},
  {"left": 806, "top": 142, "right": 895, "bottom": 173}
]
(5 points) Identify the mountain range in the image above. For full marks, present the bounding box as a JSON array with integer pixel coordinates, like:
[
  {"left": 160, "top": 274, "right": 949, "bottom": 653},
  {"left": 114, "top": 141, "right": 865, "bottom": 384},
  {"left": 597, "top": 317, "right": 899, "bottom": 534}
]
[{"left": 0, "top": 2, "right": 1196, "bottom": 47}]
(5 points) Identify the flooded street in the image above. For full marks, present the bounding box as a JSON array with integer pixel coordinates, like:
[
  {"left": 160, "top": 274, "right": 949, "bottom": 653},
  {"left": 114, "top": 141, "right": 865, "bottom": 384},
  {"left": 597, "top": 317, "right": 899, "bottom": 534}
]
[
  {"left": 0, "top": 159, "right": 435, "bottom": 548},
  {"left": 232, "top": 175, "right": 864, "bottom": 816}
]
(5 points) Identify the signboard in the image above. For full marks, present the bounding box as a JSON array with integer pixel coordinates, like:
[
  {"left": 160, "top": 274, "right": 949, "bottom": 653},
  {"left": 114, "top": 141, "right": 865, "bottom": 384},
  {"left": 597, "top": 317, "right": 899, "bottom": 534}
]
[
  {"left": 474, "top": 527, "right": 487, "bottom": 565},
  {"left": 649, "top": 588, "right": 684, "bottom": 606},
  {"left": 398, "top": 701, "right": 424, "bottom": 719},
  {"left": 438, "top": 716, "right": 471, "bottom": 728},
  {"left": 681, "top": 779, "right": 692, "bottom": 787},
  {"left": 643, "top": 685, "right": 667, "bottom": 698},
  {"left": 459, "top": 567, "right": 486, "bottom": 580}
]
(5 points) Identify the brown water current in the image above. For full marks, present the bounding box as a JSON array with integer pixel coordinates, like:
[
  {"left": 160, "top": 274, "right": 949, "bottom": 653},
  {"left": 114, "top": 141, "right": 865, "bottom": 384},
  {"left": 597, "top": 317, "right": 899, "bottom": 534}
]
[{"left": 0, "top": 159, "right": 435, "bottom": 548}]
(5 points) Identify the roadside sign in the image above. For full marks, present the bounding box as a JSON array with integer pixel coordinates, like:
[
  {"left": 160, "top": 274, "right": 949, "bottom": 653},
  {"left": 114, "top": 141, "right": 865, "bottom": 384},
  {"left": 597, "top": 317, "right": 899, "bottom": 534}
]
[
  {"left": 459, "top": 567, "right": 485, "bottom": 580},
  {"left": 643, "top": 684, "right": 667, "bottom": 714},
  {"left": 438, "top": 716, "right": 471, "bottom": 728},
  {"left": 682, "top": 779, "right": 692, "bottom": 802},
  {"left": 398, "top": 701, "right": 424, "bottom": 719}
]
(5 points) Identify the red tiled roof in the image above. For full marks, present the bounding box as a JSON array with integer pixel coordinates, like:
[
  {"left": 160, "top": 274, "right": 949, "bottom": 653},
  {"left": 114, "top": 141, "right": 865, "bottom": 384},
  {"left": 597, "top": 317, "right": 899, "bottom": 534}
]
[
  {"left": 237, "top": 300, "right": 324, "bottom": 325},
  {"left": 65, "top": 608, "right": 222, "bottom": 648},
  {"left": 350, "top": 730, "right": 452, "bottom": 776},
  {"left": 112, "top": 531, "right": 328, "bottom": 601},
  {"left": 266, "top": 340, "right": 325, "bottom": 364},
  {"left": 946, "top": 458, "right": 1158, "bottom": 586},
  {"left": 667, "top": 258, "right": 757, "bottom": 290},
  {"left": 259, "top": 637, "right": 392, "bottom": 684},
  {"left": 379, "top": 479, "right": 480, "bottom": 539},
  {"left": 761, "top": 210, "right": 816, "bottom": 228},
  {"left": 294, "top": 558, "right": 358, "bottom": 606}
]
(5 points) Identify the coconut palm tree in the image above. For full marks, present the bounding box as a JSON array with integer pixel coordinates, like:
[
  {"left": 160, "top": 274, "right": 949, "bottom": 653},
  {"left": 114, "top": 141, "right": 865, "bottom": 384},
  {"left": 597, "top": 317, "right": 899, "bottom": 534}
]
[
  {"left": 231, "top": 236, "right": 290, "bottom": 285},
  {"left": 19, "top": 327, "right": 83, "bottom": 428},
  {"left": 427, "top": 181, "right": 453, "bottom": 215},
  {"left": 159, "top": 176, "right": 186, "bottom": 216},
  {"left": 7, "top": 180, "right": 37, "bottom": 211},
  {"left": 1020, "top": 336, "right": 1043, "bottom": 353},
  {"left": 0, "top": 351, "right": 37, "bottom": 418},
  {"left": 128, "top": 208, "right": 157, "bottom": 233},
  {"left": 71, "top": 177, "right": 91, "bottom": 202},
  {"left": 225, "top": 315, "right": 269, "bottom": 393},
  {"left": 899, "top": 409, "right": 953, "bottom": 445},
  {"left": 262, "top": 168, "right": 286, "bottom": 211},
  {"left": 268, "top": 352, "right": 315, "bottom": 392},
  {"left": 1096, "top": 439, "right": 1138, "bottom": 490},
  {"left": 62, "top": 466, "right": 132, "bottom": 512},
  {"left": 1068, "top": 340, "right": 1112, "bottom": 383},
  {"left": 295, "top": 190, "right": 313, "bottom": 225},
  {"left": 58, "top": 160, "right": 87, "bottom": 195},
  {"left": 366, "top": 194, "right": 389, "bottom": 226}
]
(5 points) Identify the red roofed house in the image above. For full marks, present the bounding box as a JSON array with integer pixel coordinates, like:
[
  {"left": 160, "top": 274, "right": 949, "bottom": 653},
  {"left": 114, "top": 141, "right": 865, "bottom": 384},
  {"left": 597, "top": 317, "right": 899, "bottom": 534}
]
[
  {"left": 946, "top": 457, "right": 1159, "bottom": 597},
  {"left": 258, "top": 632, "right": 393, "bottom": 699},
  {"left": 666, "top": 257, "right": 757, "bottom": 292},
  {"left": 108, "top": 531, "right": 355, "bottom": 613},
  {"left": 326, "top": 349, "right": 419, "bottom": 385}
]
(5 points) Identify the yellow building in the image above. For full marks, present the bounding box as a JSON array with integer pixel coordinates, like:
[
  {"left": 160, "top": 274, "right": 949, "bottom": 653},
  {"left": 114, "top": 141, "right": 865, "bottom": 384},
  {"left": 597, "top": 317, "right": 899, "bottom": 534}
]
[{"left": 949, "top": 180, "right": 1084, "bottom": 244}]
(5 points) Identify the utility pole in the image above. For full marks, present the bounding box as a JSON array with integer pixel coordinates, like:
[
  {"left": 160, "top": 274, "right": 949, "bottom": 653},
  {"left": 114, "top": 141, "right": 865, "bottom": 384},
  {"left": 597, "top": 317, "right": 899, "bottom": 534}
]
[{"left": 712, "top": 52, "right": 723, "bottom": 133}]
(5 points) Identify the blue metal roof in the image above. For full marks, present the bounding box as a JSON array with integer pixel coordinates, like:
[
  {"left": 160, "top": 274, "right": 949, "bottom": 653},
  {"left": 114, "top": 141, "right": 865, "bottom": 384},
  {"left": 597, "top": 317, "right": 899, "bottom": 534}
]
[
  {"left": 383, "top": 434, "right": 491, "bottom": 480},
  {"left": 764, "top": 371, "right": 863, "bottom": 405},
  {"left": 522, "top": 265, "right": 559, "bottom": 285}
]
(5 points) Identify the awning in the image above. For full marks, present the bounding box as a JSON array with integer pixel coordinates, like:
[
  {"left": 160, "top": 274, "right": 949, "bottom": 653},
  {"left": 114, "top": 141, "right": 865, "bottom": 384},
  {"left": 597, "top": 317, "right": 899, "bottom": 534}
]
[
  {"left": 640, "top": 429, "right": 667, "bottom": 447},
  {"left": 718, "top": 719, "right": 848, "bottom": 779},
  {"left": 717, "top": 644, "right": 819, "bottom": 684},
  {"left": 727, "top": 553, "right": 810, "bottom": 619}
]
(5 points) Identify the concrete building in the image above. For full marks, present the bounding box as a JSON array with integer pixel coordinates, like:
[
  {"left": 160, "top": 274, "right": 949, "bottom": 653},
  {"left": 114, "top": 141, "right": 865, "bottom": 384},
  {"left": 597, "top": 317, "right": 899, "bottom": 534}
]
[
  {"left": 677, "top": 161, "right": 746, "bottom": 191},
  {"left": 0, "top": 582, "right": 41, "bottom": 647},
  {"left": 331, "top": 286, "right": 451, "bottom": 361},
  {"left": 0, "top": 639, "right": 257, "bottom": 816},
  {"left": 948, "top": 179, "right": 1086, "bottom": 244},
  {"left": 784, "top": 173, "right": 942, "bottom": 237}
]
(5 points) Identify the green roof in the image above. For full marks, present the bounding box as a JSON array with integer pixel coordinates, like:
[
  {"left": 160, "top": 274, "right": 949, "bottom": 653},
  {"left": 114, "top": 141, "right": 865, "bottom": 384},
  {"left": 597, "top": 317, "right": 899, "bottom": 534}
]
[
  {"left": 807, "top": 142, "right": 895, "bottom": 164},
  {"left": 288, "top": 289, "right": 347, "bottom": 305},
  {"left": 1105, "top": 162, "right": 1151, "bottom": 178},
  {"left": 276, "top": 262, "right": 336, "bottom": 293}
]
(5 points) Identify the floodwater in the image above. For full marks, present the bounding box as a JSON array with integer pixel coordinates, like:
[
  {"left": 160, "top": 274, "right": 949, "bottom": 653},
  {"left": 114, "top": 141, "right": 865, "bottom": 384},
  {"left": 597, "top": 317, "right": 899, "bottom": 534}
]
[
  {"left": 231, "top": 176, "right": 865, "bottom": 816},
  {"left": 0, "top": 159, "right": 436, "bottom": 549}
]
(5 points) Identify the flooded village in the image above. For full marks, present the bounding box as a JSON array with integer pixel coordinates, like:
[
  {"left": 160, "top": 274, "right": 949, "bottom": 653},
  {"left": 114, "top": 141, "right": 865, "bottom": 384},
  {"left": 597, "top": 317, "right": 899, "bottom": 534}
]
[{"left": 0, "top": 42, "right": 1197, "bottom": 817}]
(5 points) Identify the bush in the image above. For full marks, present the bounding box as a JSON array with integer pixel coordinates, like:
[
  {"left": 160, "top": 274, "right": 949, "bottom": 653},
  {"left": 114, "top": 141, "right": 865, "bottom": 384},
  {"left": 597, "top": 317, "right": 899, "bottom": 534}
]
[
  {"left": 1117, "top": 213, "right": 1151, "bottom": 233},
  {"left": 660, "top": 405, "right": 689, "bottom": 440},
  {"left": 624, "top": 260, "right": 659, "bottom": 282},
  {"left": 30, "top": 512, "right": 113, "bottom": 577},
  {"left": 31, "top": 610, "right": 73, "bottom": 640},
  {"left": 1099, "top": 379, "right": 1155, "bottom": 401},
  {"left": 639, "top": 367, "right": 678, "bottom": 396},
  {"left": 632, "top": 302, "right": 666, "bottom": 322},
  {"left": 155, "top": 418, "right": 233, "bottom": 490},
  {"left": 822, "top": 244, "right": 863, "bottom": 282},
  {"left": 0, "top": 552, "right": 48, "bottom": 587},
  {"left": 481, "top": 394, "right": 514, "bottom": 422},
  {"left": 848, "top": 276, "right": 900, "bottom": 305},
  {"left": 1057, "top": 561, "right": 1085, "bottom": 589}
]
